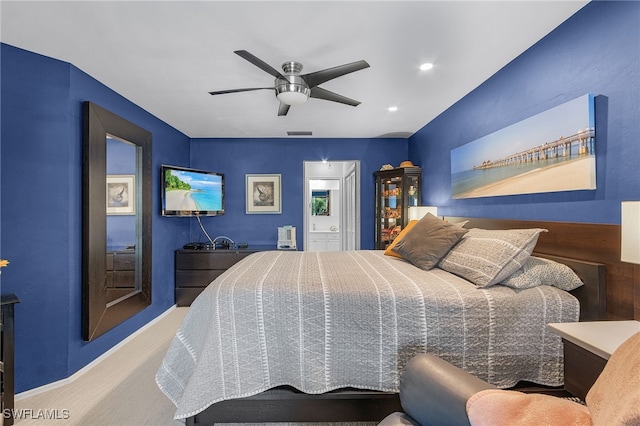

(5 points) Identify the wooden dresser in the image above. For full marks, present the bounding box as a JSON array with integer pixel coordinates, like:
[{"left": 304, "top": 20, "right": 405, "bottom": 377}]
[{"left": 175, "top": 249, "right": 262, "bottom": 306}]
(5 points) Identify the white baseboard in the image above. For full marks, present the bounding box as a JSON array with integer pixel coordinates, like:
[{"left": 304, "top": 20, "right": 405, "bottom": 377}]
[{"left": 16, "top": 305, "right": 177, "bottom": 400}]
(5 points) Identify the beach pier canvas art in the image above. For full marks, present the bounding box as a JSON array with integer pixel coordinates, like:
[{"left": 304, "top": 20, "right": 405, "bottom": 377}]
[{"left": 451, "top": 94, "right": 595, "bottom": 199}]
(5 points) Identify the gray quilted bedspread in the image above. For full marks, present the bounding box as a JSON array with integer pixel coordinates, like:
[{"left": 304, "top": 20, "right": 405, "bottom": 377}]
[{"left": 156, "top": 250, "right": 579, "bottom": 419}]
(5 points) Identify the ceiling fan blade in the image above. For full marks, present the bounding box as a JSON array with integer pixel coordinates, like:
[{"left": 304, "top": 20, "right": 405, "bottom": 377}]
[
  {"left": 278, "top": 102, "right": 291, "bottom": 116},
  {"left": 302, "top": 60, "right": 370, "bottom": 88},
  {"left": 309, "top": 87, "right": 361, "bottom": 107},
  {"left": 208, "top": 87, "right": 273, "bottom": 96},
  {"left": 234, "top": 50, "right": 287, "bottom": 80}
]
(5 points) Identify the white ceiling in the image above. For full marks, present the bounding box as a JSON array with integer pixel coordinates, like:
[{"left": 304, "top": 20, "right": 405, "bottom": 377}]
[{"left": 0, "top": 1, "right": 589, "bottom": 139}]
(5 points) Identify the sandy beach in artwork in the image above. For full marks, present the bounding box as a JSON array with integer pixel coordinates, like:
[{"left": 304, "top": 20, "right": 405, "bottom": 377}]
[
  {"left": 165, "top": 190, "right": 197, "bottom": 210},
  {"left": 456, "top": 156, "right": 596, "bottom": 198}
]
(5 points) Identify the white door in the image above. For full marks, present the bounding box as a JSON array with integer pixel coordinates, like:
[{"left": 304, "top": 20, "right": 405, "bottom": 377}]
[{"left": 344, "top": 163, "right": 359, "bottom": 250}]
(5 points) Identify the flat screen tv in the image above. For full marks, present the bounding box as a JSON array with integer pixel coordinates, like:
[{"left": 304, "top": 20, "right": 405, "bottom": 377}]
[{"left": 161, "top": 165, "right": 224, "bottom": 216}]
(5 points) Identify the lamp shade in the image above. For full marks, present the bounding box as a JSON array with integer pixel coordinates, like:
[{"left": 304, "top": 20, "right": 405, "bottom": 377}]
[
  {"left": 408, "top": 206, "right": 438, "bottom": 221},
  {"left": 621, "top": 201, "right": 640, "bottom": 264}
]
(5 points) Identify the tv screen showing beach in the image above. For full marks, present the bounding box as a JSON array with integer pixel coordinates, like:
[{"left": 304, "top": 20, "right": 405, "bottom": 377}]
[
  {"left": 164, "top": 168, "right": 223, "bottom": 214},
  {"left": 450, "top": 93, "right": 595, "bottom": 199}
]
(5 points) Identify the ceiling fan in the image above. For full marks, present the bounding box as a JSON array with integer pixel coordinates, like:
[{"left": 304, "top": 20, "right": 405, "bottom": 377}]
[{"left": 209, "top": 50, "right": 370, "bottom": 116}]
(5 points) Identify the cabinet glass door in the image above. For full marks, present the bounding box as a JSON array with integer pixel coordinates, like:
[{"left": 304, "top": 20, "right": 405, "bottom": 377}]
[
  {"left": 375, "top": 167, "right": 421, "bottom": 250},
  {"left": 379, "top": 176, "right": 403, "bottom": 248},
  {"left": 406, "top": 175, "right": 419, "bottom": 208}
]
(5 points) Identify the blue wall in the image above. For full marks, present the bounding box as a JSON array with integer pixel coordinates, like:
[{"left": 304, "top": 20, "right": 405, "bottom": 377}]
[
  {"left": 410, "top": 1, "right": 640, "bottom": 223},
  {"left": 1, "top": 44, "right": 191, "bottom": 392},
  {"left": 189, "top": 138, "right": 407, "bottom": 250}
]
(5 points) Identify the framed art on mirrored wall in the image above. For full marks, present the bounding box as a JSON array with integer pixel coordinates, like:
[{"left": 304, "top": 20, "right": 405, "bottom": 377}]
[{"left": 106, "top": 174, "right": 135, "bottom": 215}]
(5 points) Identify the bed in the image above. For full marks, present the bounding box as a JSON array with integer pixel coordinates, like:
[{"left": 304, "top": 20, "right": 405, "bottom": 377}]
[{"left": 156, "top": 217, "right": 609, "bottom": 424}]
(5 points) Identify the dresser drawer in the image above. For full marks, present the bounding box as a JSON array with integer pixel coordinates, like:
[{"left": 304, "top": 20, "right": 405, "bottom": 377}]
[
  {"left": 176, "top": 288, "right": 206, "bottom": 307},
  {"left": 113, "top": 252, "right": 136, "bottom": 270},
  {"left": 176, "top": 251, "right": 239, "bottom": 270},
  {"left": 176, "top": 270, "right": 225, "bottom": 288},
  {"left": 175, "top": 249, "right": 260, "bottom": 306}
]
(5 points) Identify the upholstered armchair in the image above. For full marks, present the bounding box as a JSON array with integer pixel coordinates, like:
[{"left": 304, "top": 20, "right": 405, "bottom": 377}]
[{"left": 379, "top": 331, "right": 640, "bottom": 426}]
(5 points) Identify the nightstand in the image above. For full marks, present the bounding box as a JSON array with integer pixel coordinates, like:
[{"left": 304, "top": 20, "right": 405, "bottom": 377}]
[{"left": 547, "top": 321, "right": 640, "bottom": 400}]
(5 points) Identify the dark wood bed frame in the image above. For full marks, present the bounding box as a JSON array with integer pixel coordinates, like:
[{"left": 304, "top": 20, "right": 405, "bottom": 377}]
[{"left": 186, "top": 217, "right": 635, "bottom": 425}]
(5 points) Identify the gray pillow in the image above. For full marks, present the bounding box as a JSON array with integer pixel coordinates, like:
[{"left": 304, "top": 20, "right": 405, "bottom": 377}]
[
  {"left": 392, "top": 213, "right": 468, "bottom": 270},
  {"left": 500, "top": 256, "right": 584, "bottom": 290},
  {"left": 438, "top": 228, "right": 547, "bottom": 287}
]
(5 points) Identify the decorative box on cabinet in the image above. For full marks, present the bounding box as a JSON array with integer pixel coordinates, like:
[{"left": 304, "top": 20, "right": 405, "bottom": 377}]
[
  {"left": 175, "top": 249, "right": 259, "bottom": 306},
  {"left": 374, "top": 167, "right": 422, "bottom": 250}
]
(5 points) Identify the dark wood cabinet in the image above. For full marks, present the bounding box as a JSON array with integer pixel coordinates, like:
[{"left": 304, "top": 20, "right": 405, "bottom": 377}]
[
  {"left": 548, "top": 321, "right": 640, "bottom": 401},
  {"left": 1, "top": 294, "right": 19, "bottom": 426},
  {"left": 175, "top": 249, "right": 259, "bottom": 306},
  {"left": 374, "top": 167, "right": 422, "bottom": 250},
  {"left": 562, "top": 339, "right": 607, "bottom": 400}
]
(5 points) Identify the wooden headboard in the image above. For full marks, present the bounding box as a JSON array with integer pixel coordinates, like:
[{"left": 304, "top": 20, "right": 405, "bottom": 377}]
[
  {"left": 445, "top": 217, "right": 638, "bottom": 321},
  {"left": 536, "top": 253, "right": 605, "bottom": 321}
]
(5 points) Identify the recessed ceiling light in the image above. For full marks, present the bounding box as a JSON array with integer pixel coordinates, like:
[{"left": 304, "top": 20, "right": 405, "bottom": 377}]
[
  {"left": 388, "top": 106, "right": 398, "bottom": 112},
  {"left": 420, "top": 62, "right": 434, "bottom": 71}
]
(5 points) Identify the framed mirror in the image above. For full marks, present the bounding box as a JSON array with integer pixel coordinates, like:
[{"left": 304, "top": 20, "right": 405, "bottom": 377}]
[{"left": 83, "top": 101, "right": 152, "bottom": 341}]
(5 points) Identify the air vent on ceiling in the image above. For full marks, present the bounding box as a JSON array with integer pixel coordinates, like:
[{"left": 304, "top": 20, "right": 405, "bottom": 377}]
[{"left": 287, "top": 131, "right": 313, "bottom": 136}]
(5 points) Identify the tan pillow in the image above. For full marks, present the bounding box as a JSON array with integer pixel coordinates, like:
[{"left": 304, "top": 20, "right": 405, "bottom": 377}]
[
  {"left": 391, "top": 213, "right": 468, "bottom": 270},
  {"left": 384, "top": 220, "right": 419, "bottom": 258},
  {"left": 386, "top": 219, "right": 468, "bottom": 258}
]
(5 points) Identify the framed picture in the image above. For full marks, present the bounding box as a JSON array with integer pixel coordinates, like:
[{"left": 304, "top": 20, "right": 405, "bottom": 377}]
[
  {"left": 246, "top": 174, "right": 281, "bottom": 214},
  {"left": 107, "top": 175, "right": 136, "bottom": 215},
  {"left": 450, "top": 93, "right": 595, "bottom": 199}
]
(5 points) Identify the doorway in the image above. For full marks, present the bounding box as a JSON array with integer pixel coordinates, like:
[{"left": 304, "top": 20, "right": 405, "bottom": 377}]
[{"left": 303, "top": 161, "right": 360, "bottom": 251}]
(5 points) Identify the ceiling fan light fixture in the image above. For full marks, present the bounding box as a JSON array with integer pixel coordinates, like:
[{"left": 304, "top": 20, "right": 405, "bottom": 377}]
[
  {"left": 276, "top": 75, "right": 310, "bottom": 105},
  {"left": 209, "top": 51, "right": 368, "bottom": 115},
  {"left": 277, "top": 90, "right": 309, "bottom": 105}
]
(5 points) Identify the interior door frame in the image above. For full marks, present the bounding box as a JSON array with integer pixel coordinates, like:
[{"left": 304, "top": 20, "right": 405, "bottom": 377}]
[{"left": 303, "top": 161, "right": 360, "bottom": 251}]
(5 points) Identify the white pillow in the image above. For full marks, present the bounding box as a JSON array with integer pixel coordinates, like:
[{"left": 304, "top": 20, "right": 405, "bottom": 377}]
[
  {"left": 500, "top": 256, "right": 584, "bottom": 290},
  {"left": 438, "top": 228, "right": 547, "bottom": 287}
]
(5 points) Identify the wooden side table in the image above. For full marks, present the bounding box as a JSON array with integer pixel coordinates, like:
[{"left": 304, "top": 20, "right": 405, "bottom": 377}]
[
  {"left": 547, "top": 320, "right": 640, "bottom": 400},
  {"left": 1, "top": 294, "right": 20, "bottom": 426}
]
